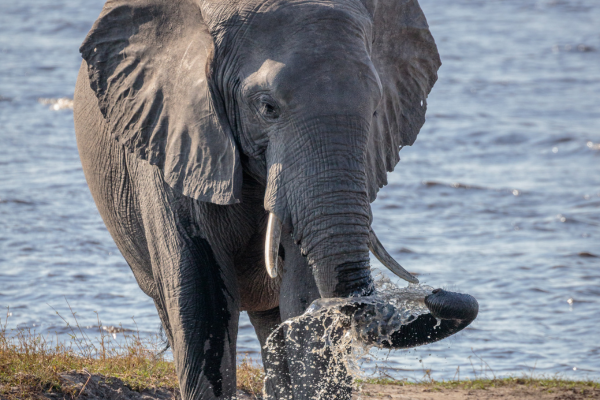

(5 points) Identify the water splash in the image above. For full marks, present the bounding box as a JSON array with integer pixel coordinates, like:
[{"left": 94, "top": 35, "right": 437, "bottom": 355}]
[{"left": 264, "top": 273, "right": 434, "bottom": 398}]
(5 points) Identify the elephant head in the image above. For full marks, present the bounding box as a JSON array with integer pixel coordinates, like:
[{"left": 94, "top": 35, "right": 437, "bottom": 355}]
[
  {"left": 80, "top": 0, "right": 459, "bottom": 348},
  {"left": 248, "top": 1, "right": 440, "bottom": 298}
]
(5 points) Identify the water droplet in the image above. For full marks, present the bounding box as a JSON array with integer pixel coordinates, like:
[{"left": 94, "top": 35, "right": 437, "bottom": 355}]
[
  {"left": 263, "top": 273, "right": 434, "bottom": 388},
  {"left": 512, "top": 189, "right": 519, "bottom": 196},
  {"left": 567, "top": 298, "right": 573, "bottom": 305}
]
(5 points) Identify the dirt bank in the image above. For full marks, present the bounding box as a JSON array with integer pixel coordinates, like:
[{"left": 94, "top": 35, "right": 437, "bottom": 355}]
[
  {"left": 356, "top": 382, "right": 600, "bottom": 400},
  {"left": 5, "top": 371, "right": 595, "bottom": 400},
  {"left": 1, "top": 371, "right": 255, "bottom": 400}
]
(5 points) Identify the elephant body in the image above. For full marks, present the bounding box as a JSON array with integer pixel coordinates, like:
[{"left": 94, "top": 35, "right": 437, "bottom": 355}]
[
  {"left": 74, "top": 0, "right": 477, "bottom": 398},
  {"left": 75, "top": 66, "right": 280, "bottom": 397}
]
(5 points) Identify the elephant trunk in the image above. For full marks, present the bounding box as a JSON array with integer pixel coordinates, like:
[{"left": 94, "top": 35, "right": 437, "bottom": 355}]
[
  {"left": 350, "top": 289, "right": 479, "bottom": 349},
  {"left": 385, "top": 289, "right": 479, "bottom": 348},
  {"left": 265, "top": 116, "right": 374, "bottom": 299},
  {"left": 299, "top": 202, "right": 373, "bottom": 299}
]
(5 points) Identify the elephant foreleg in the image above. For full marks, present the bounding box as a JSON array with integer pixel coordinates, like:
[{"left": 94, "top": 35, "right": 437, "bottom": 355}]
[
  {"left": 277, "top": 232, "right": 352, "bottom": 399},
  {"left": 283, "top": 318, "right": 352, "bottom": 400},
  {"left": 150, "top": 232, "right": 239, "bottom": 400},
  {"left": 248, "top": 307, "right": 292, "bottom": 399},
  {"left": 130, "top": 166, "right": 240, "bottom": 399}
]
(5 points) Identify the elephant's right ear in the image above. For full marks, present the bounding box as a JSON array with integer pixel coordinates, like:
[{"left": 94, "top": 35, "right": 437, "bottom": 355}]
[
  {"left": 80, "top": 0, "right": 241, "bottom": 204},
  {"left": 363, "top": 0, "right": 441, "bottom": 201}
]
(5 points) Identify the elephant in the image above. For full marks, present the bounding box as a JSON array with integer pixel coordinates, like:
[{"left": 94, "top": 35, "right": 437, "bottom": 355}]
[{"left": 73, "top": 0, "right": 479, "bottom": 398}]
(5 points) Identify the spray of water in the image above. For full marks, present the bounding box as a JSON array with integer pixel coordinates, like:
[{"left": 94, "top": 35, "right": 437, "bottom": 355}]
[{"left": 264, "top": 272, "right": 435, "bottom": 399}]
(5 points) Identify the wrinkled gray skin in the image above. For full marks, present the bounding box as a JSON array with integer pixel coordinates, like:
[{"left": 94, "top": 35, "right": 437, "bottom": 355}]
[{"left": 72, "top": 0, "right": 469, "bottom": 398}]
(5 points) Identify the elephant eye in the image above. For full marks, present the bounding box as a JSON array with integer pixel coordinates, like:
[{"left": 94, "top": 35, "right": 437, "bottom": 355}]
[
  {"left": 262, "top": 102, "right": 277, "bottom": 117},
  {"left": 255, "top": 95, "right": 280, "bottom": 121}
]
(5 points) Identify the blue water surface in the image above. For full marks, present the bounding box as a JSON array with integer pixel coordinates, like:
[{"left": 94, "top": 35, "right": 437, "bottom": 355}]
[{"left": 0, "top": 0, "right": 598, "bottom": 381}]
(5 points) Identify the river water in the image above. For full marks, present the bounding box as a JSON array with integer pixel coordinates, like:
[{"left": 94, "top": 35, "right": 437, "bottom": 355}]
[{"left": 0, "top": 0, "right": 598, "bottom": 382}]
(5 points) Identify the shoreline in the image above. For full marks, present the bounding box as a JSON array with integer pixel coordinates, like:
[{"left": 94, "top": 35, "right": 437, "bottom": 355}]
[
  {"left": 1, "top": 323, "right": 598, "bottom": 399},
  {"left": 357, "top": 377, "right": 600, "bottom": 400},
  {"left": 2, "top": 370, "right": 599, "bottom": 400}
]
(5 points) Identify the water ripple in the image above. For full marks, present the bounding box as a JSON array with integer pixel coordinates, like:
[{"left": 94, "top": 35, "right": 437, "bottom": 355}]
[{"left": 0, "top": 0, "right": 598, "bottom": 383}]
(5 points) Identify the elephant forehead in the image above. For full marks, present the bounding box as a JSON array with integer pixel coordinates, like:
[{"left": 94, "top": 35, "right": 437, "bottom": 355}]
[
  {"left": 241, "top": 0, "right": 372, "bottom": 45},
  {"left": 252, "top": 0, "right": 370, "bottom": 19},
  {"left": 243, "top": 59, "right": 287, "bottom": 91}
]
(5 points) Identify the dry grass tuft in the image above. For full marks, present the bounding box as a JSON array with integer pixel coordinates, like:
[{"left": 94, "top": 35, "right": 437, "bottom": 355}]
[
  {"left": 0, "top": 307, "right": 177, "bottom": 399},
  {"left": 236, "top": 354, "right": 265, "bottom": 398},
  {"left": 0, "top": 306, "right": 267, "bottom": 399}
]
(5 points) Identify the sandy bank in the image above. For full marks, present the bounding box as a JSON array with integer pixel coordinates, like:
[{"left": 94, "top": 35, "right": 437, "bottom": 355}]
[
  {"left": 5, "top": 371, "right": 597, "bottom": 400},
  {"left": 357, "top": 382, "right": 599, "bottom": 400}
]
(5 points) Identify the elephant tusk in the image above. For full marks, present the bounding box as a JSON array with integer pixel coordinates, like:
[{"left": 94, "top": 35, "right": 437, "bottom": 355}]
[
  {"left": 265, "top": 212, "right": 283, "bottom": 278},
  {"left": 368, "top": 228, "right": 419, "bottom": 284}
]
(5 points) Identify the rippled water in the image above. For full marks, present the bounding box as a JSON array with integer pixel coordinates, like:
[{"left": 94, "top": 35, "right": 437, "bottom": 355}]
[{"left": 1, "top": 0, "right": 598, "bottom": 382}]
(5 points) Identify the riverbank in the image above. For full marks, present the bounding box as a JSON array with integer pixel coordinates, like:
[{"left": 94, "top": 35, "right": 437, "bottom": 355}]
[
  {"left": 3, "top": 370, "right": 599, "bottom": 400},
  {"left": 1, "top": 321, "right": 598, "bottom": 399},
  {"left": 357, "top": 378, "right": 599, "bottom": 400}
]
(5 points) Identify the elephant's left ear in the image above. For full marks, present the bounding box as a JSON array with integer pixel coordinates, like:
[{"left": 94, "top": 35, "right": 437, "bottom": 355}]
[
  {"left": 364, "top": 0, "right": 441, "bottom": 201},
  {"left": 80, "top": 0, "right": 241, "bottom": 204}
]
